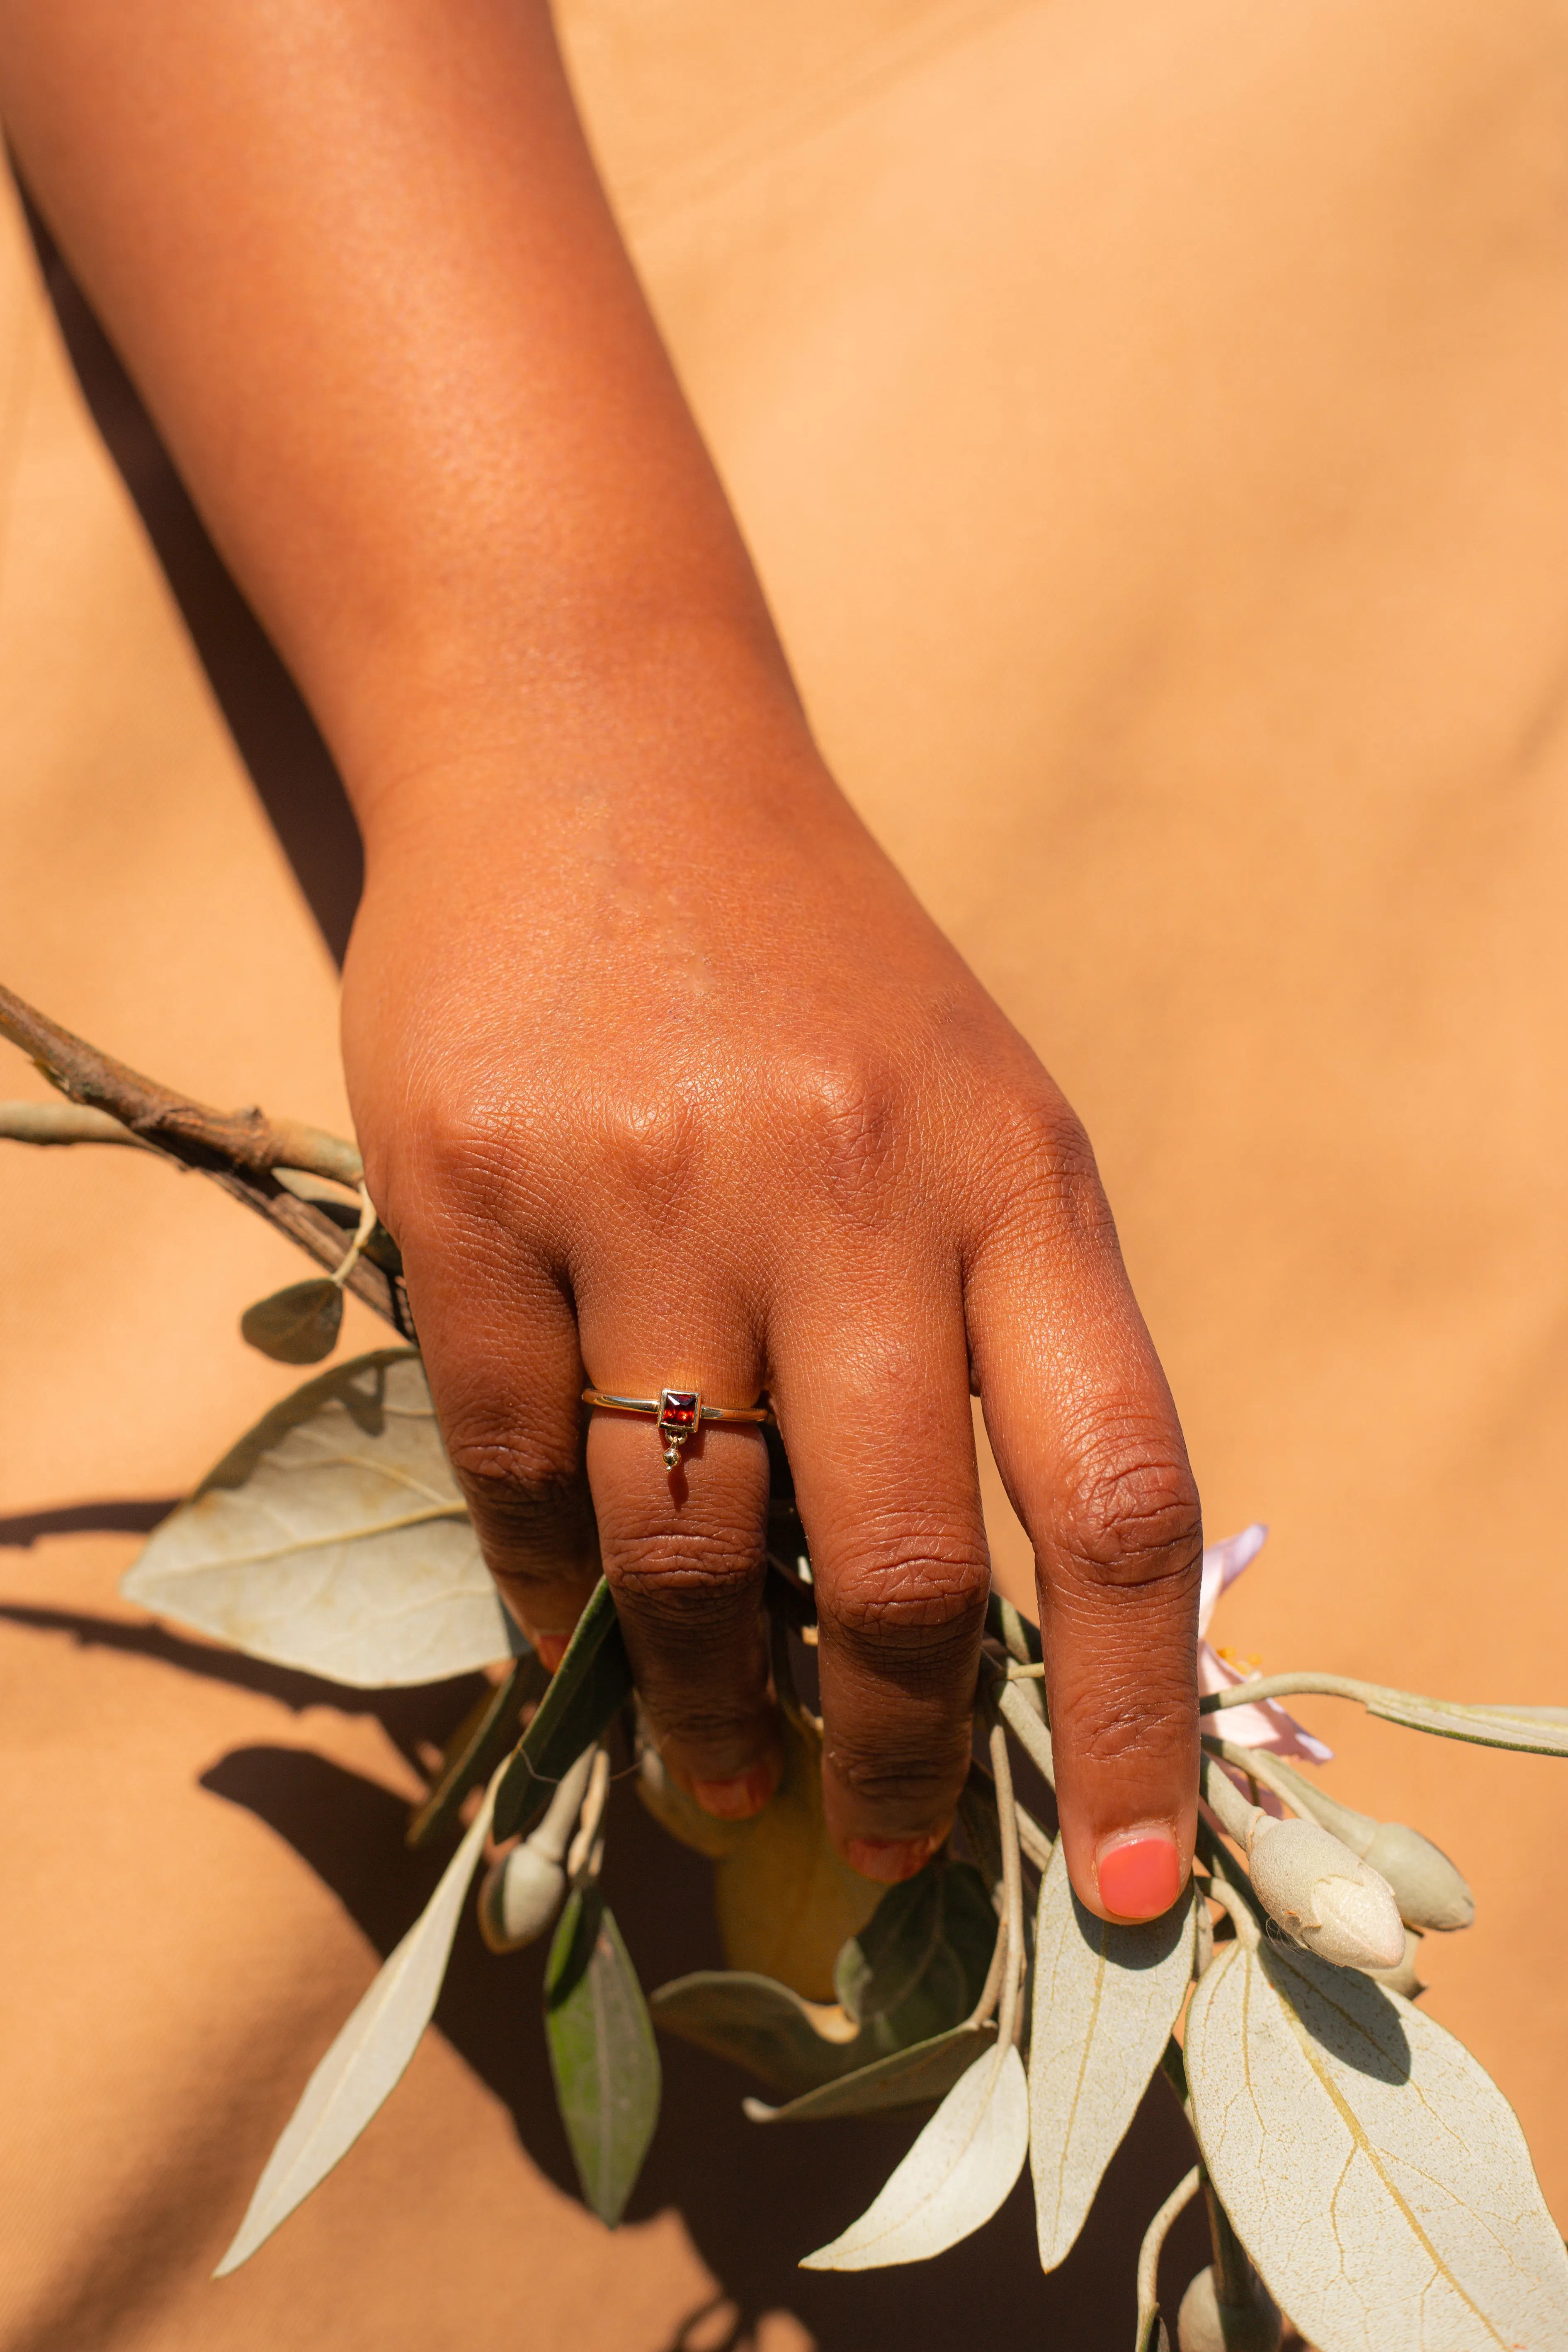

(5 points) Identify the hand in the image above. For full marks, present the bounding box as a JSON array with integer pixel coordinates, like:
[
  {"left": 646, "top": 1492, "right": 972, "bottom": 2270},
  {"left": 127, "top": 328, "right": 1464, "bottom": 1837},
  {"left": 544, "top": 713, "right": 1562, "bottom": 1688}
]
[
  {"left": 1, "top": 0, "right": 1201, "bottom": 1918},
  {"left": 342, "top": 682, "right": 1201, "bottom": 1918}
]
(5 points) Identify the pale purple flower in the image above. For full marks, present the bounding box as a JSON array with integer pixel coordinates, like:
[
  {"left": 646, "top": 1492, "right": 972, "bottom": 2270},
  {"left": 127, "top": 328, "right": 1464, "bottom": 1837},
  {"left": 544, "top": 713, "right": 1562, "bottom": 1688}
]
[{"left": 1198, "top": 1524, "right": 1331, "bottom": 1765}]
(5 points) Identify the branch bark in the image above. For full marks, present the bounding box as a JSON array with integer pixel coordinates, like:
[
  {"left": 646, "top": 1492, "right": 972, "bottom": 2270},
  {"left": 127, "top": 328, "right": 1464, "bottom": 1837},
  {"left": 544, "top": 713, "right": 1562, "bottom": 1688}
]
[{"left": 0, "top": 980, "right": 410, "bottom": 1335}]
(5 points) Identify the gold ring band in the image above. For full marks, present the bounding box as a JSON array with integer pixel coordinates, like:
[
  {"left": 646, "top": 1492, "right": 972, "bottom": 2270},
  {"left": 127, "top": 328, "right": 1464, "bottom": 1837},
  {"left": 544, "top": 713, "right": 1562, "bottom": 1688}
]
[{"left": 582, "top": 1385, "right": 773, "bottom": 1470}]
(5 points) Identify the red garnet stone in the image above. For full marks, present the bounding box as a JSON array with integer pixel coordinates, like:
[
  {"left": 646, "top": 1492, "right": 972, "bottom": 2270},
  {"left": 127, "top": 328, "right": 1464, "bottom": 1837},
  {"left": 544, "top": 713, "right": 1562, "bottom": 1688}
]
[{"left": 658, "top": 1389, "right": 701, "bottom": 1437}]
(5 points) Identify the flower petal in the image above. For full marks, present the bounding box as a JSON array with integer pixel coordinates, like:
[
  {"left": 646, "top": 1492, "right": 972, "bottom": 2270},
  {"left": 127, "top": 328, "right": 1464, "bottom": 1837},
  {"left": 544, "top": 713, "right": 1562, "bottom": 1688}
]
[{"left": 1197, "top": 1524, "right": 1269, "bottom": 1640}]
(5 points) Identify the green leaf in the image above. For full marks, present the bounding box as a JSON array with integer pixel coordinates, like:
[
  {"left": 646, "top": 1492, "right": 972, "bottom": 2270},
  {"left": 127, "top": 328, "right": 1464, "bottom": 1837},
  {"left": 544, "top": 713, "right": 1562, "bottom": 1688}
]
[
  {"left": 799, "top": 2043, "right": 1029, "bottom": 2268},
  {"left": 1185, "top": 1937, "right": 1568, "bottom": 2347},
  {"left": 405, "top": 1655, "right": 545, "bottom": 1850},
  {"left": 240, "top": 1279, "right": 345, "bottom": 1365},
  {"left": 123, "top": 1350, "right": 518, "bottom": 1686},
  {"left": 836, "top": 1864, "right": 943, "bottom": 2021},
  {"left": 744, "top": 2020, "right": 998, "bottom": 2123},
  {"left": 544, "top": 1885, "right": 661, "bottom": 2228},
  {"left": 649, "top": 1970, "right": 863, "bottom": 2097},
  {"left": 214, "top": 1773, "right": 497, "bottom": 2274},
  {"left": 711, "top": 1706, "right": 881, "bottom": 2000},
  {"left": 1028, "top": 1839, "right": 1195, "bottom": 2271},
  {"left": 835, "top": 1860, "right": 998, "bottom": 2045},
  {"left": 493, "top": 1580, "right": 633, "bottom": 1840}
]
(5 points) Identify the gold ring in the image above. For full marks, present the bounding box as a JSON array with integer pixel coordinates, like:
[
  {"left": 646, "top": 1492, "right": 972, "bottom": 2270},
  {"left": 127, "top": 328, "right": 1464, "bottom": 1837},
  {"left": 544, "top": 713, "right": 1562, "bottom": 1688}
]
[{"left": 582, "top": 1386, "right": 773, "bottom": 1470}]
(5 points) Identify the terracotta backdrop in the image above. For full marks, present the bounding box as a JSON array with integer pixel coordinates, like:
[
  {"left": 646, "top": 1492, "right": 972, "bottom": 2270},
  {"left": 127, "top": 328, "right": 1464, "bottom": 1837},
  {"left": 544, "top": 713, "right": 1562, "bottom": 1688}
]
[{"left": 2, "top": 1, "right": 1566, "bottom": 2344}]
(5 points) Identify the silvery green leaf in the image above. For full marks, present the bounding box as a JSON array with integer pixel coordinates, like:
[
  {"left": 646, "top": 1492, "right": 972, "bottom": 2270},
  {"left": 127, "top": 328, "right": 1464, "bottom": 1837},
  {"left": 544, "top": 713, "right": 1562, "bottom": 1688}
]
[
  {"left": 214, "top": 1777, "right": 495, "bottom": 2274},
  {"left": 493, "top": 1580, "right": 632, "bottom": 1841},
  {"left": 799, "top": 2043, "right": 1028, "bottom": 2269},
  {"left": 744, "top": 2020, "right": 997, "bottom": 2123},
  {"left": 1365, "top": 1691, "right": 1568, "bottom": 1756},
  {"left": 649, "top": 1970, "right": 862, "bottom": 2097},
  {"left": 1185, "top": 1937, "right": 1568, "bottom": 2348},
  {"left": 544, "top": 1886, "right": 661, "bottom": 2228},
  {"left": 124, "top": 1350, "right": 517, "bottom": 1686},
  {"left": 1203, "top": 1674, "right": 1568, "bottom": 1759},
  {"left": 240, "top": 1278, "right": 344, "bottom": 1365},
  {"left": 1029, "top": 1838, "right": 1195, "bottom": 2271}
]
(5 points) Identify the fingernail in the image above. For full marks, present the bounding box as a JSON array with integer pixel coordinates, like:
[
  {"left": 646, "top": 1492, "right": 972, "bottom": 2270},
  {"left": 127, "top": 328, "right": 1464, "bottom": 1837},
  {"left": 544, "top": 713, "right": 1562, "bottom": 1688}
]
[
  {"left": 534, "top": 1634, "right": 570, "bottom": 1672},
  {"left": 845, "top": 1833, "right": 943, "bottom": 1885},
  {"left": 691, "top": 1754, "right": 782, "bottom": 1821},
  {"left": 1096, "top": 1831, "right": 1184, "bottom": 1921}
]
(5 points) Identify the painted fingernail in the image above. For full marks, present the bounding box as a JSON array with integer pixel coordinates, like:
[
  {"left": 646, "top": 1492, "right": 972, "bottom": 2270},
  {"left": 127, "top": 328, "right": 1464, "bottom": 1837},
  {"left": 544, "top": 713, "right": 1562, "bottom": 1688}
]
[
  {"left": 691, "top": 1755, "right": 782, "bottom": 1821},
  {"left": 534, "top": 1634, "right": 570, "bottom": 1672},
  {"left": 1096, "top": 1831, "right": 1184, "bottom": 1921},
  {"left": 845, "top": 1833, "right": 943, "bottom": 1885}
]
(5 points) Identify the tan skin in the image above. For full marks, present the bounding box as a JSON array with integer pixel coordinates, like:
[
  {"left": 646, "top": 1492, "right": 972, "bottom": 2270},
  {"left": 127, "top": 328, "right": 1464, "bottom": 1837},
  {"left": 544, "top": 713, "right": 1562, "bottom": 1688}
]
[{"left": 0, "top": 0, "right": 1200, "bottom": 1915}]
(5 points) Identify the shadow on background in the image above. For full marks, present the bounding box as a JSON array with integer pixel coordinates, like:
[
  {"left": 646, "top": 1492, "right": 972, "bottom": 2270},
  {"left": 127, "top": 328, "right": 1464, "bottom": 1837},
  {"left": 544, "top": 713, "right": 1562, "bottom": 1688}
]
[
  {"left": 0, "top": 1498, "right": 178, "bottom": 1546},
  {"left": 202, "top": 1728, "right": 1212, "bottom": 2350},
  {"left": 17, "top": 175, "right": 363, "bottom": 969}
]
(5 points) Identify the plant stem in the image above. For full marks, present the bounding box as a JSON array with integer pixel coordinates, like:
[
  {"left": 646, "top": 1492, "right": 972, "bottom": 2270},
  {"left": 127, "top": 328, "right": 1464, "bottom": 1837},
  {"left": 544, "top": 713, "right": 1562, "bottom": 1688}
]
[
  {"left": 1134, "top": 2165, "right": 1201, "bottom": 2352},
  {"left": 997, "top": 1675, "right": 1056, "bottom": 1786},
  {"left": 0, "top": 979, "right": 410, "bottom": 1333},
  {"left": 987, "top": 1719, "right": 1027, "bottom": 2049},
  {"left": 1201, "top": 2167, "right": 1256, "bottom": 2311}
]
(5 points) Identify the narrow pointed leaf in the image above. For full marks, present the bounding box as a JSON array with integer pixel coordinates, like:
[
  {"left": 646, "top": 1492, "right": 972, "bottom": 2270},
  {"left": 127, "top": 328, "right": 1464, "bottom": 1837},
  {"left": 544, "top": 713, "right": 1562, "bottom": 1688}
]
[
  {"left": 406, "top": 1655, "right": 545, "bottom": 1849},
  {"left": 1202, "top": 1674, "right": 1568, "bottom": 1758},
  {"left": 544, "top": 1886, "right": 661, "bottom": 2227},
  {"left": 493, "top": 1580, "right": 633, "bottom": 1840},
  {"left": 1366, "top": 1691, "right": 1568, "bottom": 1756},
  {"left": 125, "top": 1350, "right": 517, "bottom": 1685},
  {"left": 215, "top": 1780, "right": 495, "bottom": 2274},
  {"left": 799, "top": 2043, "right": 1028, "bottom": 2269},
  {"left": 649, "top": 1970, "right": 862, "bottom": 2096},
  {"left": 1186, "top": 1938, "right": 1568, "bottom": 2348},
  {"left": 1029, "top": 1840, "right": 1195, "bottom": 2271},
  {"left": 746, "top": 2021, "right": 997, "bottom": 2123}
]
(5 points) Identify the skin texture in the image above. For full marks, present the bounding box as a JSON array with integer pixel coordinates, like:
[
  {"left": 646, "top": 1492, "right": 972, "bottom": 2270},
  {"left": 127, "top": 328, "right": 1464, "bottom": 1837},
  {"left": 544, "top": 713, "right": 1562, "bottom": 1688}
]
[{"left": 0, "top": 0, "right": 1201, "bottom": 1914}]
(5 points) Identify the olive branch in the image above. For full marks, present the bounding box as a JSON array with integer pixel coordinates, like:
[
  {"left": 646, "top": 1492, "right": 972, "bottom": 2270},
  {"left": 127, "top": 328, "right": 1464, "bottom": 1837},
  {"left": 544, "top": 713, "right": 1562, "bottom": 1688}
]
[{"left": 6, "top": 980, "right": 1568, "bottom": 2352}]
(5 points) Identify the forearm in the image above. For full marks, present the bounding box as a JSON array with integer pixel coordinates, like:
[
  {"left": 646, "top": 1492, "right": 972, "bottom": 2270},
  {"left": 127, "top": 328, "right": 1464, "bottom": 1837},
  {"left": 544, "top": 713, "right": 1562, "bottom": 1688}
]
[{"left": 0, "top": 0, "right": 801, "bottom": 832}]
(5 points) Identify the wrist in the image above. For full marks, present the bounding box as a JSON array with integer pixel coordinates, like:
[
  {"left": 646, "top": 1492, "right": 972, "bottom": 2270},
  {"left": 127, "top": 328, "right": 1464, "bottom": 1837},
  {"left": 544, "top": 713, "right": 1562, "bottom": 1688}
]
[{"left": 346, "top": 620, "right": 850, "bottom": 879}]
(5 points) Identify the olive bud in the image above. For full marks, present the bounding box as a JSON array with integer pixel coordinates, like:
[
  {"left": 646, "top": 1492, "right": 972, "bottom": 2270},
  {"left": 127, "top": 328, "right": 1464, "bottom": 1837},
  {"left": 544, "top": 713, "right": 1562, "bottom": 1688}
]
[
  {"left": 1246, "top": 1816, "right": 1405, "bottom": 1971},
  {"left": 1359, "top": 1820, "right": 1474, "bottom": 1933},
  {"left": 1176, "top": 2265, "right": 1282, "bottom": 2352},
  {"left": 1255, "top": 1760, "right": 1474, "bottom": 1933},
  {"left": 478, "top": 1844, "right": 566, "bottom": 1954}
]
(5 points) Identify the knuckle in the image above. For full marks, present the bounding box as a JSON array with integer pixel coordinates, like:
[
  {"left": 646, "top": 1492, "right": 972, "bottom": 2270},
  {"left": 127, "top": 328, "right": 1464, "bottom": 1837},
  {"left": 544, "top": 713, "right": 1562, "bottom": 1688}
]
[
  {"left": 1056, "top": 1425, "right": 1203, "bottom": 1591},
  {"left": 590, "top": 1088, "right": 701, "bottom": 1210},
  {"left": 825, "top": 1528, "right": 990, "bottom": 1672},
  {"left": 825, "top": 1723, "right": 972, "bottom": 1815},
  {"left": 447, "top": 1432, "right": 586, "bottom": 1535},
  {"left": 602, "top": 1524, "right": 763, "bottom": 1626},
  {"left": 778, "top": 1050, "right": 908, "bottom": 1212},
  {"left": 382, "top": 1096, "right": 536, "bottom": 1242},
  {"left": 1068, "top": 1659, "right": 1202, "bottom": 1768},
  {"left": 980, "top": 1090, "right": 1117, "bottom": 1257}
]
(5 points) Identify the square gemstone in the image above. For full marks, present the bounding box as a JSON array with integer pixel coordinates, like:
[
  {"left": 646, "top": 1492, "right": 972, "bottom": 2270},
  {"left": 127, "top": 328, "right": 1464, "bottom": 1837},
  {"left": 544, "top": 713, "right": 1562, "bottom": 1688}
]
[{"left": 658, "top": 1388, "right": 700, "bottom": 1434}]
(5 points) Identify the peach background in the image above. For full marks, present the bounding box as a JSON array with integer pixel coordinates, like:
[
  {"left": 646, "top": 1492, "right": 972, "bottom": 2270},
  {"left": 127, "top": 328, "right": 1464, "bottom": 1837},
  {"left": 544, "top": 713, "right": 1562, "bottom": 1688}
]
[{"left": 2, "top": 0, "right": 1566, "bottom": 2341}]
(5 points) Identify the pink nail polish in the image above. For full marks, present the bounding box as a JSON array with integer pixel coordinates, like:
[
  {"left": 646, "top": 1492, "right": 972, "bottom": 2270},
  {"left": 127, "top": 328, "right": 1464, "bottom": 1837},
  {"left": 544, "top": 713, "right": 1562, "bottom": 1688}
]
[
  {"left": 845, "top": 1834, "right": 942, "bottom": 1885},
  {"left": 691, "top": 1758, "right": 781, "bottom": 1821},
  {"left": 1097, "top": 1832, "right": 1184, "bottom": 1921},
  {"left": 534, "top": 1634, "right": 569, "bottom": 1672}
]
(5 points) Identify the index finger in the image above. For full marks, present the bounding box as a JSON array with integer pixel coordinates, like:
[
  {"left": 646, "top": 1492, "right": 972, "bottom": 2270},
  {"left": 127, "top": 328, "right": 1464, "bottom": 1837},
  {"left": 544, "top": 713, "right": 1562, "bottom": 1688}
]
[{"left": 966, "top": 1121, "right": 1202, "bottom": 1923}]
